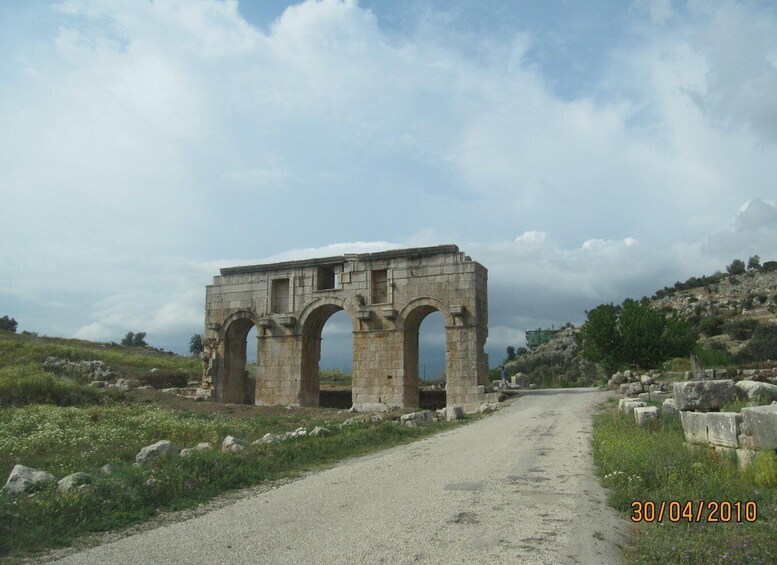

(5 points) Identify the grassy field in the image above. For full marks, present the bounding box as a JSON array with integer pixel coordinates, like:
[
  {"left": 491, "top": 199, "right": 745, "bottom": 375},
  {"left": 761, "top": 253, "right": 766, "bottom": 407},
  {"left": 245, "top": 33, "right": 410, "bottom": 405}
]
[
  {"left": 0, "top": 332, "right": 462, "bottom": 560},
  {"left": 593, "top": 402, "right": 777, "bottom": 564}
]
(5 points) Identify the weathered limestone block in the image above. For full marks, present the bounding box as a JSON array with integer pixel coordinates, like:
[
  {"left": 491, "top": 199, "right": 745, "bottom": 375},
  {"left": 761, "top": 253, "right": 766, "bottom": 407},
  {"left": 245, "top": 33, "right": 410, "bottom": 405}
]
[
  {"left": 736, "top": 449, "right": 758, "bottom": 469},
  {"left": 180, "top": 442, "right": 213, "bottom": 458},
  {"left": 58, "top": 472, "right": 92, "bottom": 492},
  {"left": 621, "top": 400, "right": 646, "bottom": 417},
  {"left": 672, "top": 380, "right": 744, "bottom": 411},
  {"left": 662, "top": 398, "right": 679, "bottom": 416},
  {"left": 736, "top": 381, "right": 777, "bottom": 403},
  {"left": 640, "top": 374, "right": 654, "bottom": 386},
  {"left": 627, "top": 382, "right": 644, "bottom": 397},
  {"left": 611, "top": 372, "right": 626, "bottom": 385},
  {"left": 2, "top": 465, "right": 55, "bottom": 494},
  {"left": 619, "top": 383, "right": 629, "bottom": 395},
  {"left": 706, "top": 412, "right": 741, "bottom": 448},
  {"left": 680, "top": 411, "right": 708, "bottom": 444},
  {"left": 446, "top": 406, "right": 465, "bottom": 421},
  {"left": 116, "top": 378, "right": 141, "bottom": 392},
  {"left": 400, "top": 410, "right": 433, "bottom": 427},
  {"left": 741, "top": 404, "right": 777, "bottom": 449},
  {"left": 135, "top": 440, "right": 180, "bottom": 465},
  {"left": 310, "top": 426, "right": 331, "bottom": 437},
  {"left": 89, "top": 380, "right": 108, "bottom": 388},
  {"left": 479, "top": 402, "right": 497, "bottom": 414},
  {"left": 221, "top": 436, "right": 247, "bottom": 453},
  {"left": 634, "top": 406, "right": 659, "bottom": 426}
]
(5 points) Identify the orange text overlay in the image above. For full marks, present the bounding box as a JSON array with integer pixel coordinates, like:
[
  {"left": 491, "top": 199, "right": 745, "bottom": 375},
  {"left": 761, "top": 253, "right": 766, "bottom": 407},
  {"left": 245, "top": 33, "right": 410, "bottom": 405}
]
[{"left": 630, "top": 500, "right": 758, "bottom": 523}]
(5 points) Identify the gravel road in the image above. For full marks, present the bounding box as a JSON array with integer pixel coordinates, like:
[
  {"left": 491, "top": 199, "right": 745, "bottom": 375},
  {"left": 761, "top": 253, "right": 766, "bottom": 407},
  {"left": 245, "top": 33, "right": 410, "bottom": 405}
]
[{"left": 54, "top": 389, "right": 625, "bottom": 565}]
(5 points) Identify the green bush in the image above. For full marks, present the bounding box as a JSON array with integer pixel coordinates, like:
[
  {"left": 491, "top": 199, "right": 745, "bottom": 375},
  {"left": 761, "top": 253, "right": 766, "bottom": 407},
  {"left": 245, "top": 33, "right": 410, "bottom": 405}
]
[
  {"left": 739, "top": 324, "right": 777, "bottom": 362},
  {"left": 0, "top": 365, "right": 110, "bottom": 407},
  {"left": 722, "top": 318, "right": 759, "bottom": 340},
  {"left": 697, "top": 316, "right": 724, "bottom": 337}
]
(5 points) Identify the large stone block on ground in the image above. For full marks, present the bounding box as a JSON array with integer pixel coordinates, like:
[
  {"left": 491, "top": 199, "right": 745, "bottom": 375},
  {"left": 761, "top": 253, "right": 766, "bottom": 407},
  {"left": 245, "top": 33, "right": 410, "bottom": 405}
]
[
  {"left": 672, "top": 380, "right": 743, "bottom": 411},
  {"left": 706, "top": 412, "right": 741, "bottom": 448},
  {"left": 634, "top": 406, "right": 659, "bottom": 426},
  {"left": 741, "top": 404, "right": 777, "bottom": 450},
  {"left": 400, "top": 410, "right": 433, "bottom": 427},
  {"left": 2, "top": 465, "right": 55, "bottom": 494},
  {"left": 627, "top": 382, "right": 644, "bottom": 397},
  {"left": 135, "top": 440, "right": 179, "bottom": 465},
  {"left": 680, "top": 411, "right": 708, "bottom": 444},
  {"left": 620, "top": 400, "right": 646, "bottom": 417},
  {"left": 736, "top": 381, "right": 777, "bottom": 404},
  {"left": 662, "top": 398, "right": 678, "bottom": 416}
]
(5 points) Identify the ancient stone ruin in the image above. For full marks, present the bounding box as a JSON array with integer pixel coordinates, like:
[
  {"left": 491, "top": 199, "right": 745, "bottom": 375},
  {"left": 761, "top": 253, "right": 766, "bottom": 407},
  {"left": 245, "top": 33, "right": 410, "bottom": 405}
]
[{"left": 201, "top": 245, "right": 491, "bottom": 411}]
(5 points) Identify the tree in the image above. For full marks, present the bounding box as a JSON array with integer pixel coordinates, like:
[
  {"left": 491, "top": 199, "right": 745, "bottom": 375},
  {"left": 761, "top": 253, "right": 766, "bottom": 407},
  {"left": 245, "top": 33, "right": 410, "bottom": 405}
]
[
  {"left": 505, "top": 345, "right": 516, "bottom": 362},
  {"left": 121, "top": 331, "right": 147, "bottom": 347},
  {"left": 747, "top": 255, "right": 761, "bottom": 271},
  {"left": 0, "top": 315, "right": 18, "bottom": 333},
  {"left": 579, "top": 299, "right": 697, "bottom": 372},
  {"left": 579, "top": 304, "right": 621, "bottom": 374},
  {"left": 189, "top": 333, "right": 204, "bottom": 355},
  {"left": 727, "top": 259, "right": 746, "bottom": 275}
]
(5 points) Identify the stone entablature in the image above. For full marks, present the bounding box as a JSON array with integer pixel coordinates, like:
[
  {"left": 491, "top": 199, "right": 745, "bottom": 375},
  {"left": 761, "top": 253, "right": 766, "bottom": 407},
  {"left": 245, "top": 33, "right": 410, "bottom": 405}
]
[{"left": 203, "top": 245, "right": 489, "bottom": 411}]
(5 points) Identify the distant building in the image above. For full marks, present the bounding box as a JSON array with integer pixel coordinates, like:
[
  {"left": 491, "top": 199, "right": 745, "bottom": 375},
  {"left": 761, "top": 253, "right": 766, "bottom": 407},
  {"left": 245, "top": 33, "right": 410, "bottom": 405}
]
[{"left": 525, "top": 327, "right": 560, "bottom": 349}]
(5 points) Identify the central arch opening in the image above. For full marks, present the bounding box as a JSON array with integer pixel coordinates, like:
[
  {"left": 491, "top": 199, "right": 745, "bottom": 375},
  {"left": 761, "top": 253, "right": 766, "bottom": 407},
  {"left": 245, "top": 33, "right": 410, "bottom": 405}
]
[{"left": 300, "top": 304, "right": 354, "bottom": 407}]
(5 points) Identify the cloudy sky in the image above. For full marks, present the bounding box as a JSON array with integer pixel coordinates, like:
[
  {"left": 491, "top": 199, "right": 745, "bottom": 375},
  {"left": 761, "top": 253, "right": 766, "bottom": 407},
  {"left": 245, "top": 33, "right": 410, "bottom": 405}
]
[{"left": 2, "top": 0, "right": 776, "bottom": 373}]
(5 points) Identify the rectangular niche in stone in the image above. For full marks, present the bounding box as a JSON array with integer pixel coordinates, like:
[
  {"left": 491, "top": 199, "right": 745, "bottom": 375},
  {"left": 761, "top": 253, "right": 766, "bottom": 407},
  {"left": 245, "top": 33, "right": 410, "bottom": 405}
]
[
  {"left": 371, "top": 269, "right": 388, "bottom": 304},
  {"left": 271, "top": 278, "right": 290, "bottom": 313},
  {"left": 317, "top": 265, "right": 337, "bottom": 291}
]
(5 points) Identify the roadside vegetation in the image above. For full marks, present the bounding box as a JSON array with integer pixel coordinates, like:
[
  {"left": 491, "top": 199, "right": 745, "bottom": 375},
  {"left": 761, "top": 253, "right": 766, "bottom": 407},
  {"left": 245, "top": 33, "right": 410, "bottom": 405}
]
[
  {"left": 593, "top": 403, "right": 777, "bottom": 564},
  {"left": 0, "top": 332, "right": 461, "bottom": 559}
]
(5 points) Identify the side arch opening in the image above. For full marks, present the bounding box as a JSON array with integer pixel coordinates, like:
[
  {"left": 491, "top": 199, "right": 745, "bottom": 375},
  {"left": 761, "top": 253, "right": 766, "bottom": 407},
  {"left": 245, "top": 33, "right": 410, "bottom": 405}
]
[
  {"left": 223, "top": 317, "right": 258, "bottom": 404},
  {"left": 403, "top": 305, "right": 447, "bottom": 410},
  {"left": 300, "top": 304, "right": 354, "bottom": 407}
]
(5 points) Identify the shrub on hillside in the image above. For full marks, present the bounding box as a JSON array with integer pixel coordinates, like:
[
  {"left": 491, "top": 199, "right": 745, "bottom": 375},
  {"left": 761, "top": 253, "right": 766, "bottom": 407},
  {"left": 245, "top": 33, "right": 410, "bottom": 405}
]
[
  {"left": 697, "top": 315, "right": 724, "bottom": 337},
  {"left": 0, "top": 316, "right": 18, "bottom": 333},
  {"left": 738, "top": 324, "right": 777, "bottom": 362},
  {"left": 722, "top": 318, "right": 759, "bottom": 340}
]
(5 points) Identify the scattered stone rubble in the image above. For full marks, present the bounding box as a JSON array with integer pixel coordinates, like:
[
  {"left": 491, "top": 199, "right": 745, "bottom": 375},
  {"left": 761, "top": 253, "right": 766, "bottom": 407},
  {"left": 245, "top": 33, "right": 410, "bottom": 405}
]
[
  {"left": 2, "top": 402, "right": 483, "bottom": 497},
  {"left": 43, "top": 357, "right": 117, "bottom": 382},
  {"left": 613, "top": 366, "right": 777, "bottom": 468}
]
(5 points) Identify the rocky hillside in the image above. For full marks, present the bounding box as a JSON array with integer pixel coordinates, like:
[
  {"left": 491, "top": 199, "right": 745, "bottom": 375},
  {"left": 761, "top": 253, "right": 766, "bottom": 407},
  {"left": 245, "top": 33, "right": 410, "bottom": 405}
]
[{"left": 505, "top": 264, "right": 777, "bottom": 386}]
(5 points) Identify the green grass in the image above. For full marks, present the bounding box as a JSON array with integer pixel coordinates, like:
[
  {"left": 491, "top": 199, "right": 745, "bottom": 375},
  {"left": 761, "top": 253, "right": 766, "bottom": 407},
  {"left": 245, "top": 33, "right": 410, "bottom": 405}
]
[
  {"left": 593, "top": 403, "right": 777, "bottom": 564},
  {"left": 0, "top": 409, "right": 457, "bottom": 558},
  {"left": 319, "top": 368, "right": 352, "bottom": 387},
  {"left": 0, "top": 332, "right": 200, "bottom": 382}
]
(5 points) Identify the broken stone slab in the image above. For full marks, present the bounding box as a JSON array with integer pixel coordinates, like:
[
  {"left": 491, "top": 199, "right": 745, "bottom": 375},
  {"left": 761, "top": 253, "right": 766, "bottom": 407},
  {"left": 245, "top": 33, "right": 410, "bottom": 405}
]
[
  {"left": 478, "top": 403, "right": 497, "bottom": 414},
  {"left": 180, "top": 442, "right": 213, "bottom": 457},
  {"left": 100, "top": 464, "right": 121, "bottom": 475},
  {"left": 116, "top": 378, "right": 141, "bottom": 392},
  {"left": 662, "top": 398, "right": 679, "bottom": 416},
  {"left": 89, "top": 380, "right": 108, "bottom": 388},
  {"left": 640, "top": 374, "right": 654, "bottom": 386},
  {"left": 741, "top": 404, "right": 777, "bottom": 450},
  {"left": 679, "top": 411, "right": 708, "bottom": 444},
  {"left": 618, "top": 383, "right": 629, "bottom": 395},
  {"left": 611, "top": 372, "right": 626, "bottom": 385},
  {"left": 672, "top": 380, "right": 744, "bottom": 411},
  {"left": 135, "top": 440, "right": 180, "bottom": 465},
  {"left": 446, "top": 406, "right": 465, "bottom": 421},
  {"left": 3, "top": 465, "right": 56, "bottom": 494},
  {"left": 254, "top": 433, "right": 281, "bottom": 444},
  {"left": 310, "top": 426, "right": 331, "bottom": 437},
  {"left": 736, "top": 381, "right": 777, "bottom": 404},
  {"left": 736, "top": 449, "right": 758, "bottom": 469},
  {"left": 634, "top": 406, "right": 659, "bottom": 426},
  {"left": 58, "top": 472, "right": 92, "bottom": 492},
  {"left": 400, "top": 410, "right": 434, "bottom": 427},
  {"left": 706, "top": 412, "right": 742, "bottom": 448},
  {"left": 221, "top": 436, "right": 247, "bottom": 453}
]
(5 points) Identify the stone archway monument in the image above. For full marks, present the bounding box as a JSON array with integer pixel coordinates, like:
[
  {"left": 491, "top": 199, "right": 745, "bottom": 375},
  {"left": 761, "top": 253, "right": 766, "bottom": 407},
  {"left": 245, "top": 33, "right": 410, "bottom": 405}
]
[{"left": 201, "top": 244, "right": 491, "bottom": 412}]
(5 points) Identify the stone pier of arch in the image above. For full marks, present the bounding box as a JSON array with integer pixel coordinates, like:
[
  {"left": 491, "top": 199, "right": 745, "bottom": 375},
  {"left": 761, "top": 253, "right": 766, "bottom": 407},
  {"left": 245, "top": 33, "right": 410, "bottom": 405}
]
[{"left": 201, "top": 245, "right": 492, "bottom": 412}]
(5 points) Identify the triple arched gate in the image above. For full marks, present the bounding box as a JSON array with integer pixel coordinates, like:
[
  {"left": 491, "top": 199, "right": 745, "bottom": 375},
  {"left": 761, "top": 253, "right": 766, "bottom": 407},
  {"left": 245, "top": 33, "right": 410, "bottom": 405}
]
[{"left": 202, "top": 245, "right": 490, "bottom": 411}]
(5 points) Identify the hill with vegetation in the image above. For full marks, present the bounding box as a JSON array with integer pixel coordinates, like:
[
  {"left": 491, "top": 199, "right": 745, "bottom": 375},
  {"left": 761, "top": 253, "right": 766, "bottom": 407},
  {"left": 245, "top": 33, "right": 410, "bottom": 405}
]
[{"left": 501, "top": 257, "right": 777, "bottom": 387}]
